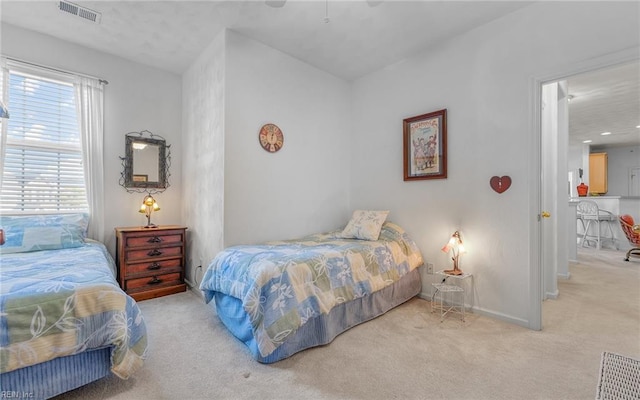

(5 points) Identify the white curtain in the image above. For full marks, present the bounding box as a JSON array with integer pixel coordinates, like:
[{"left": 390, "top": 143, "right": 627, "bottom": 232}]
[
  {"left": 76, "top": 77, "right": 105, "bottom": 242},
  {"left": 0, "top": 59, "right": 9, "bottom": 189}
]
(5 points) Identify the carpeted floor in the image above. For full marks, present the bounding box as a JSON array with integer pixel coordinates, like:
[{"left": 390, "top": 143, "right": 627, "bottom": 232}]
[{"left": 55, "top": 248, "right": 639, "bottom": 400}]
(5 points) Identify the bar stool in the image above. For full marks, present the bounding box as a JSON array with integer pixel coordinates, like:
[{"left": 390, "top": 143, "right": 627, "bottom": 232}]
[{"left": 576, "top": 200, "right": 617, "bottom": 250}]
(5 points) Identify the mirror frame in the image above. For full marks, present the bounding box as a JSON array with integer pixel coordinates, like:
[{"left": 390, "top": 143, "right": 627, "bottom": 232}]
[{"left": 123, "top": 135, "right": 169, "bottom": 190}]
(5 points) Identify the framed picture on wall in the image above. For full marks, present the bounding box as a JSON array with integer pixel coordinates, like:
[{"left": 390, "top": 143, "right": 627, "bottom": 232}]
[{"left": 403, "top": 109, "right": 447, "bottom": 181}]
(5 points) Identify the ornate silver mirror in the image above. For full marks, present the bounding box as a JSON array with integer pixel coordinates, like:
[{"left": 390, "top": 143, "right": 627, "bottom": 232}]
[{"left": 120, "top": 130, "right": 171, "bottom": 193}]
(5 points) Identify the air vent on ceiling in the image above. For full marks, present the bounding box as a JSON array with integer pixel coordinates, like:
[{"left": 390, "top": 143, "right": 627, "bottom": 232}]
[{"left": 58, "top": 1, "right": 101, "bottom": 24}]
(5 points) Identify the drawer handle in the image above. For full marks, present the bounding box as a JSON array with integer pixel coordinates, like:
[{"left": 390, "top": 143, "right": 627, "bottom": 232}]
[
  {"left": 147, "top": 262, "right": 161, "bottom": 270},
  {"left": 147, "top": 249, "right": 163, "bottom": 257},
  {"left": 148, "top": 236, "right": 163, "bottom": 243},
  {"left": 148, "top": 276, "right": 162, "bottom": 285}
]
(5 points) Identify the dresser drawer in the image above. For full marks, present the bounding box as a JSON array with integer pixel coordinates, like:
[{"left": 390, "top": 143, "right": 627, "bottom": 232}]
[
  {"left": 125, "top": 272, "right": 182, "bottom": 291},
  {"left": 125, "top": 245, "right": 183, "bottom": 262},
  {"left": 124, "top": 258, "right": 182, "bottom": 278},
  {"left": 115, "top": 225, "right": 188, "bottom": 301},
  {"left": 124, "top": 232, "right": 184, "bottom": 249}
]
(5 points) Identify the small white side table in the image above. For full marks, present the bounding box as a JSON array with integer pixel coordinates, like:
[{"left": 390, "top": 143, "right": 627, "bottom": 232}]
[{"left": 431, "top": 270, "right": 472, "bottom": 322}]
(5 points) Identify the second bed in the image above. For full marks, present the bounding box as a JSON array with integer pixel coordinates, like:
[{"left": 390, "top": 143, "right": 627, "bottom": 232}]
[{"left": 200, "top": 221, "right": 423, "bottom": 363}]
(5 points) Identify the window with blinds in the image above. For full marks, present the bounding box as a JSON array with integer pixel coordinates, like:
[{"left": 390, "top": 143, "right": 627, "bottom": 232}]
[{"left": 1, "top": 67, "right": 88, "bottom": 213}]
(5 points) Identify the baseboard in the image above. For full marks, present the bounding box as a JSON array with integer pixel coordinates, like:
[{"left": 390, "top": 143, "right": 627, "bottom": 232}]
[
  {"left": 418, "top": 290, "right": 436, "bottom": 302},
  {"left": 184, "top": 280, "right": 204, "bottom": 299},
  {"left": 184, "top": 278, "right": 196, "bottom": 289},
  {"left": 557, "top": 272, "right": 571, "bottom": 280},
  {"left": 418, "top": 291, "right": 531, "bottom": 328},
  {"left": 471, "top": 306, "right": 530, "bottom": 328}
]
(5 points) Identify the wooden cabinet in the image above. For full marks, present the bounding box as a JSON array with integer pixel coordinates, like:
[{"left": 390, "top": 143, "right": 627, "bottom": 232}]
[
  {"left": 115, "top": 225, "right": 187, "bottom": 301},
  {"left": 589, "top": 152, "right": 608, "bottom": 194}
]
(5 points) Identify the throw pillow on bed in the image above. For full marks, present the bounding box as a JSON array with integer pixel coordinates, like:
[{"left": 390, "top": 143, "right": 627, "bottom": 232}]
[
  {"left": 0, "top": 213, "right": 89, "bottom": 254},
  {"left": 341, "top": 210, "right": 389, "bottom": 241}
]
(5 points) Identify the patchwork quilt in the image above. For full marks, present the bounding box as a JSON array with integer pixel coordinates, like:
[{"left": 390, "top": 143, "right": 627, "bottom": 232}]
[
  {"left": 200, "top": 222, "right": 423, "bottom": 358},
  {"left": 0, "top": 241, "right": 147, "bottom": 379}
]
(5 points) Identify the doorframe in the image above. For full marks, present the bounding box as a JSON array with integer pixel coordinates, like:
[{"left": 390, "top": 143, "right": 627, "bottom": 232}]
[
  {"left": 528, "top": 47, "right": 639, "bottom": 331},
  {"left": 629, "top": 167, "right": 640, "bottom": 197}
]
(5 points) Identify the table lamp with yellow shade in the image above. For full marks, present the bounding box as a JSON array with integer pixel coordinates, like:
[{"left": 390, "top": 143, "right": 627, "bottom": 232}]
[{"left": 139, "top": 194, "right": 160, "bottom": 228}]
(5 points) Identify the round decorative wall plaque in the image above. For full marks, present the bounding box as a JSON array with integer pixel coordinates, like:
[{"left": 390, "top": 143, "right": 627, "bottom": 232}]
[{"left": 258, "top": 123, "right": 284, "bottom": 153}]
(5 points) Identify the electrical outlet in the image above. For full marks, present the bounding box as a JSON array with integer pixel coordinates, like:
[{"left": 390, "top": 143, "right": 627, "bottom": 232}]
[{"left": 426, "top": 262, "right": 434, "bottom": 274}]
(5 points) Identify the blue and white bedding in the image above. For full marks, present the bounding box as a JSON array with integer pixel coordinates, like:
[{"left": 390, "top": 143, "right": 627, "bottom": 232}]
[
  {"left": 200, "top": 222, "right": 423, "bottom": 360},
  {"left": 0, "top": 241, "right": 147, "bottom": 379}
]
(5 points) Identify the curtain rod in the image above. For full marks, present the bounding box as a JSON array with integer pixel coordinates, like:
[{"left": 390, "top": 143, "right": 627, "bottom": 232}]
[{"left": 4, "top": 56, "right": 109, "bottom": 85}]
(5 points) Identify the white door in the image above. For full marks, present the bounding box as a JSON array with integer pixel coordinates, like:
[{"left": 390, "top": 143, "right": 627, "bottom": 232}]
[
  {"left": 541, "top": 82, "right": 558, "bottom": 300},
  {"left": 541, "top": 80, "right": 569, "bottom": 300}
]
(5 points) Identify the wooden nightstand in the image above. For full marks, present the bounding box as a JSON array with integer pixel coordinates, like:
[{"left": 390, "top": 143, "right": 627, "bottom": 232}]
[{"left": 115, "top": 225, "right": 187, "bottom": 301}]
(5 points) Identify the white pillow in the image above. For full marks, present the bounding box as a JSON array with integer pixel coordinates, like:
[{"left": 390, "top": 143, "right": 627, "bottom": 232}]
[{"left": 341, "top": 210, "right": 389, "bottom": 241}]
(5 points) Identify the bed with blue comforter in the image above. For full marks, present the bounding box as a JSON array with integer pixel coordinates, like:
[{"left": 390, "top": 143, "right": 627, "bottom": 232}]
[
  {"left": 0, "top": 214, "right": 147, "bottom": 399},
  {"left": 200, "top": 221, "right": 423, "bottom": 363}
]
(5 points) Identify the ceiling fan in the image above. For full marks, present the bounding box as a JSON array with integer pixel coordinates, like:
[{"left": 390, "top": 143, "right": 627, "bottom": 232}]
[
  {"left": 265, "top": 0, "right": 287, "bottom": 7},
  {"left": 265, "top": 0, "right": 383, "bottom": 8},
  {"left": 265, "top": 0, "right": 383, "bottom": 23}
]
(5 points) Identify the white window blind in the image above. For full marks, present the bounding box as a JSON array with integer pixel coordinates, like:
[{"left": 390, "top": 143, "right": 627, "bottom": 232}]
[{"left": 1, "top": 65, "right": 88, "bottom": 213}]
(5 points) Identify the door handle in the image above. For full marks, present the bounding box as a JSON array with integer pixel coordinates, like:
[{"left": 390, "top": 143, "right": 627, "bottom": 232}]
[{"left": 541, "top": 211, "right": 551, "bottom": 218}]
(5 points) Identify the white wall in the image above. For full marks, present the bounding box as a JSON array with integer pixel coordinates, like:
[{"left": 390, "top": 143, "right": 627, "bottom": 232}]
[
  {"left": 182, "top": 31, "right": 226, "bottom": 288},
  {"left": 1, "top": 23, "right": 183, "bottom": 257},
  {"left": 593, "top": 144, "right": 640, "bottom": 196},
  {"left": 223, "top": 31, "right": 352, "bottom": 246},
  {"left": 351, "top": 2, "right": 640, "bottom": 326},
  {"left": 568, "top": 143, "right": 584, "bottom": 197},
  {"left": 181, "top": 30, "right": 352, "bottom": 291},
  {"left": 570, "top": 144, "right": 640, "bottom": 197}
]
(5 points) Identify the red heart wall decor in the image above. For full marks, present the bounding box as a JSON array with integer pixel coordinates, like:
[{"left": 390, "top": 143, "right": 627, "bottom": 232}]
[{"left": 490, "top": 176, "right": 511, "bottom": 194}]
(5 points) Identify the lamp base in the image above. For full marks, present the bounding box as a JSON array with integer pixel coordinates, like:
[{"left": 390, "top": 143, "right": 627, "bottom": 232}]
[
  {"left": 143, "top": 224, "right": 158, "bottom": 229},
  {"left": 444, "top": 269, "right": 463, "bottom": 276}
]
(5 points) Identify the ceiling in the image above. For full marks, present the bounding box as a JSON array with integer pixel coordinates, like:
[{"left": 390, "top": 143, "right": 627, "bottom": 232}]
[
  {"left": 566, "top": 61, "right": 640, "bottom": 148},
  {"left": 0, "top": 0, "right": 533, "bottom": 80},
  {"left": 1, "top": 1, "right": 638, "bottom": 147}
]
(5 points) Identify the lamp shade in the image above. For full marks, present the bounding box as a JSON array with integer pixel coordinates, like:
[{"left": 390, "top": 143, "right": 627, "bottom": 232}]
[
  {"left": 441, "top": 237, "right": 455, "bottom": 253},
  {"left": 442, "top": 231, "right": 463, "bottom": 253},
  {"left": 139, "top": 194, "right": 160, "bottom": 228},
  {"left": 457, "top": 243, "right": 466, "bottom": 254}
]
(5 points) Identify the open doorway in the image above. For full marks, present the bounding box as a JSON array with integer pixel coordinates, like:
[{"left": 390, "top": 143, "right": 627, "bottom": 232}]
[
  {"left": 532, "top": 56, "right": 640, "bottom": 329},
  {"left": 529, "top": 48, "right": 640, "bottom": 330}
]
